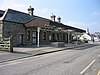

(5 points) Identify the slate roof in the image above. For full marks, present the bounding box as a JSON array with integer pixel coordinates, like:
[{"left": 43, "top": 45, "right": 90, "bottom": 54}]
[
  {"left": 0, "top": 10, "right": 5, "bottom": 17},
  {"left": 32, "top": 16, "right": 86, "bottom": 32},
  {"left": 50, "top": 21, "right": 86, "bottom": 32},
  {"left": 0, "top": 8, "right": 86, "bottom": 32},
  {"left": 0, "top": 9, "right": 36, "bottom": 24}
]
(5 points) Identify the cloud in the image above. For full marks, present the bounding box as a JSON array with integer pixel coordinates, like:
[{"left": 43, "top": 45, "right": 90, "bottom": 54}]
[
  {"left": 1, "top": 3, "right": 27, "bottom": 12},
  {"left": 35, "top": 8, "right": 57, "bottom": 18},
  {"left": 87, "top": 22, "right": 97, "bottom": 26},
  {"left": 36, "top": 8, "right": 50, "bottom": 13},
  {"left": 35, "top": 8, "right": 56, "bottom": 14},
  {"left": 13, "top": 4, "right": 26, "bottom": 8},
  {"left": 63, "top": 21, "right": 99, "bottom": 33},
  {"left": 0, "top": 0, "right": 27, "bottom": 12},
  {"left": 90, "top": 12, "right": 100, "bottom": 16},
  {"left": 63, "top": 21, "right": 86, "bottom": 30}
]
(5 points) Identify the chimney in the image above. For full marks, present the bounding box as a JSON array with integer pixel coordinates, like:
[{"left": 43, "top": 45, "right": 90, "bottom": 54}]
[
  {"left": 27, "top": 6, "right": 34, "bottom": 16},
  {"left": 50, "top": 13, "right": 56, "bottom": 21},
  {"left": 57, "top": 16, "right": 61, "bottom": 23}
]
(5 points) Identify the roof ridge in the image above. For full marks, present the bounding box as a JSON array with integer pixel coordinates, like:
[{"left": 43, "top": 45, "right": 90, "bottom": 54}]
[
  {"left": 7, "top": 8, "right": 31, "bottom": 16},
  {"left": 64, "top": 24, "right": 85, "bottom": 31}
]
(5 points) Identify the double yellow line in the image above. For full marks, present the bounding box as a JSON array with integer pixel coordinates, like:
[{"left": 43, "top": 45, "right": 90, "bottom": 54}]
[{"left": 97, "top": 70, "right": 100, "bottom": 75}]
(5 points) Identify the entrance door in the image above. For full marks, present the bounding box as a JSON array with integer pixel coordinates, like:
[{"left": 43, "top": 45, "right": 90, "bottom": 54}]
[
  {"left": 19, "top": 34, "right": 23, "bottom": 45},
  {"left": 32, "top": 32, "right": 37, "bottom": 44}
]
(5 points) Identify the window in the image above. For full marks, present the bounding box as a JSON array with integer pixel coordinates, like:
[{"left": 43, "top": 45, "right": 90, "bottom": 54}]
[
  {"left": 0, "top": 29, "right": 2, "bottom": 33},
  {"left": 0, "top": 34, "right": 2, "bottom": 37},
  {"left": 27, "top": 30, "right": 30, "bottom": 41},
  {"left": 63, "top": 34, "right": 65, "bottom": 40},
  {"left": 0, "top": 24, "right": 1, "bottom": 27},
  {"left": 57, "top": 33, "right": 59, "bottom": 40},
  {"left": 32, "top": 32, "right": 36, "bottom": 44},
  {"left": 52, "top": 33, "right": 56, "bottom": 41},
  {"left": 0, "top": 23, "right": 2, "bottom": 29},
  {"left": 43, "top": 32, "right": 46, "bottom": 40}
]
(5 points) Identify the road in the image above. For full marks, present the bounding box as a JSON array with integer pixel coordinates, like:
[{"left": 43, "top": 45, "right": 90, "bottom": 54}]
[{"left": 0, "top": 44, "right": 100, "bottom": 75}]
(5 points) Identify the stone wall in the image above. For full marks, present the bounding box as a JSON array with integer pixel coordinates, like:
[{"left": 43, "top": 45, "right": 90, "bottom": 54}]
[
  {"left": 3, "top": 21, "right": 26, "bottom": 46},
  {"left": 2, "top": 21, "right": 73, "bottom": 46},
  {"left": 0, "top": 20, "right": 3, "bottom": 37}
]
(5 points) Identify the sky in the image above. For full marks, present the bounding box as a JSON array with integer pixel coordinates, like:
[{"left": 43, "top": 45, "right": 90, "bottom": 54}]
[{"left": 0, "top": 0, "right": 100, "bottom": 33}]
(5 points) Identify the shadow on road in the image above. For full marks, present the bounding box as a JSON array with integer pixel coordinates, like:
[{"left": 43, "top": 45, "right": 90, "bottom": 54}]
[
  {"left": 74, "top": 44, "right": 99, "bottom": 50},
  {"left": 13, "top": 51, "right": 32, "bottom": 55}
]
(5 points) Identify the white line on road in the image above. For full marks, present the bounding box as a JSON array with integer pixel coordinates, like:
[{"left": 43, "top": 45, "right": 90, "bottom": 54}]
[{"left": 80, "top": 59, "right": 96, "bottom": 75}]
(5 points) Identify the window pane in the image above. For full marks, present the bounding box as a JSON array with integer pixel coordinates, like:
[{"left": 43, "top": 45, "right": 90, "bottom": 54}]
[
  {"left": 43, "top": 32, "right": 46, "bottom": 40},
  {"left": 63, "top": 34, "right": 65, "bottom": 40},
  {"left": 27, "top": 30, "right": 30, "bottom": 41}
]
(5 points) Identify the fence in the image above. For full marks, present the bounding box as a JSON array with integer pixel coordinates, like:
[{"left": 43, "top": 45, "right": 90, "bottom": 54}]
[{"left": 0, "top": 37, "right": 13, "bottom": 52}]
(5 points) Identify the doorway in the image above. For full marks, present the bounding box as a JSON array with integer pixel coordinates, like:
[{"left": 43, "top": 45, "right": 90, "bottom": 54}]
[
  {"left": 32, "top": 31, "right": 37, "bottom": 44},
  {"left": 19, "top": 34, "right": 23, "bottom": 45}
]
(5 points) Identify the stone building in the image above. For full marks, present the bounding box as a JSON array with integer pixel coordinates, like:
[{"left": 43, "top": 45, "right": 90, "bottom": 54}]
[{"left": 0, "top": 6, "right": 86, "bottom": 47}]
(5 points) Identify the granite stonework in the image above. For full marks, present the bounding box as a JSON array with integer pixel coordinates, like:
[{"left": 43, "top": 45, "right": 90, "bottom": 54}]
[
  {"left": 2, "top": 21, "right": 26, "bottom": 46},
  {"left": 0, "top": 21, "right": 3, "bottom": 37},
  {"left": 0, "top": 7, "right": 86, "bottom": 47}
]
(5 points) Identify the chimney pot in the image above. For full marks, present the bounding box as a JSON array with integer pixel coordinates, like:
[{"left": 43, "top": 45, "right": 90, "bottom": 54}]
[
  {"left": 57, "top": 16, "right": 61, "bottom": 23},
  {"left": 27, "top": 6, "right": 34, "bottom": 16},
  {"left": 51, "top": 13, "right": 56, "bottom": 21}
]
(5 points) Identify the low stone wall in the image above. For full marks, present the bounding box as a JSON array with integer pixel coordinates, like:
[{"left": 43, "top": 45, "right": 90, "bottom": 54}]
[{"left": 51, "top": 42, "right": 65, "bottom": 47}]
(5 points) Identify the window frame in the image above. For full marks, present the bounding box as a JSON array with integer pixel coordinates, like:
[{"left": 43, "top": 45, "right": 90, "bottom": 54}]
[{"left": 27, "top": 29, "right": 31, "bottom": 41}]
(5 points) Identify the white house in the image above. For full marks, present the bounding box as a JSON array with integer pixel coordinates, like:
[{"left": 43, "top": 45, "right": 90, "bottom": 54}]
[{"left": 79, "top": 33, "right": 92, "bottom": 41}]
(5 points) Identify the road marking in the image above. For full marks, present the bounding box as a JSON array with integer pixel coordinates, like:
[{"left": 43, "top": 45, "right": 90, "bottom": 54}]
[
  {"left": 97, "top": 70, "right": 100, "bottom": 75},
  {"left": 80, "top": 59, "right": 96, "bottom": 75}
]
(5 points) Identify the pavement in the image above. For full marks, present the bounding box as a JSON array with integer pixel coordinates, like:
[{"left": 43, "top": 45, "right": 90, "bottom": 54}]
[{"left": 0, "top": 43, "right": 97, "bottom": 63}]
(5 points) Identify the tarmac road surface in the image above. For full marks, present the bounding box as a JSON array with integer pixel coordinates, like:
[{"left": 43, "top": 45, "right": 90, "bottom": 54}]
[{"left": 0, "top": 44, "right": 100, "bottom": 75}]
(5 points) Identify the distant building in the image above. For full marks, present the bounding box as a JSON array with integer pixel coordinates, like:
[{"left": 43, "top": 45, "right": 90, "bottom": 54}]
[
  {"left": 0, "top": 6, "right": 86, "bottom": 46},
  {"left": 91, "top": 32, "right": 100, "bottom": 42}
]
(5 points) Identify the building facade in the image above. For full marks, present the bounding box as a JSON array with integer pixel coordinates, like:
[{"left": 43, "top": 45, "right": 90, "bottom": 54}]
[{"left": 0, "top": 6, "right": 86, "bottom": 46}]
